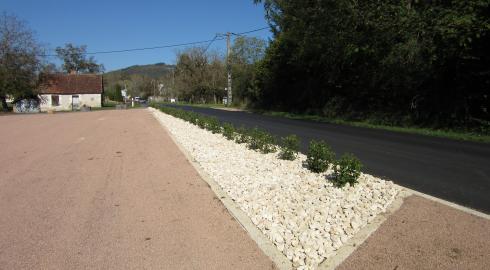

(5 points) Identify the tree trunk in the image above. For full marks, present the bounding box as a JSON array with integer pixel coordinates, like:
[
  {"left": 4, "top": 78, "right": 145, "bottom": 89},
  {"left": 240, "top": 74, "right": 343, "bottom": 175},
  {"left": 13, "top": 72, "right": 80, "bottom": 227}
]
[{"left": 1, "top": 96, "right": 9, "bottom": 112}]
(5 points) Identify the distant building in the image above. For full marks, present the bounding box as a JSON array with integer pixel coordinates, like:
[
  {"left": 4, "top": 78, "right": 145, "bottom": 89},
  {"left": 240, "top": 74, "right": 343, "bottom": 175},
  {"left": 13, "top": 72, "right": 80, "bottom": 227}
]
[{"left": 37, "top": 73, "right": 104, "bottom": 112}]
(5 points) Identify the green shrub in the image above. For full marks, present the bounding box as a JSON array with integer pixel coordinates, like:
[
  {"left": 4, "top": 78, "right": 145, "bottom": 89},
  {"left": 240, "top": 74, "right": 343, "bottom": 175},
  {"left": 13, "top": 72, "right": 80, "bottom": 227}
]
[
  {"left": 222, "top": 122, "right": 236, "bottom": 140},
  {"left": 205, "top": 116, "right": 221, "bottom": 134},
  {"left": 279, "top": 135, "right": 300, "bottom": 160},
  {"left": 235, "top": 126, "right": 250, "bottom": 144},
  {"left": 260, "top": 132, "right": 277, "bottom": 154},
  {"left": 197, "top": 116, "right": 207, "bottom": 129},
  {"left": 332, "top": 153, "right": 362, "bottom": 187},
  {"left": 306, "top": 140, "right": 335, "bottom": 173},
  {"left": 247, "top": 127, "right": 277, "bottom": 153}
]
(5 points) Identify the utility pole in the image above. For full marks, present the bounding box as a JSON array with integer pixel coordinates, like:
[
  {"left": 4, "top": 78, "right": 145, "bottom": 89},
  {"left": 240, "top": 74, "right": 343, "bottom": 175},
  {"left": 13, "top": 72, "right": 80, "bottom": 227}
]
[{"left": 226, "top": 32, "right": 232, "bottom": 106}]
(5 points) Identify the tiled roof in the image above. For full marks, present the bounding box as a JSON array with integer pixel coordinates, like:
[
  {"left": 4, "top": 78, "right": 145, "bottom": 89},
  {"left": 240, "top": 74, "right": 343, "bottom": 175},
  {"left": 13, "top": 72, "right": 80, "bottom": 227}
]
[{"left": 39, "top": 73, "right": 103, "bottom": 94}]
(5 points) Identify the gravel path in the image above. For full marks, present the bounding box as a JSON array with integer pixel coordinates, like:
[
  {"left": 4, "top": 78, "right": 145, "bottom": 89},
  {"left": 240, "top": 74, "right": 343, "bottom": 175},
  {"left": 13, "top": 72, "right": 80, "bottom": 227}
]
[
  {"left": 150, "top": 108, "right": 401, "bottom": 269},
  {"left": 0, "top": 109, "right": 274, "bottom": 269}
]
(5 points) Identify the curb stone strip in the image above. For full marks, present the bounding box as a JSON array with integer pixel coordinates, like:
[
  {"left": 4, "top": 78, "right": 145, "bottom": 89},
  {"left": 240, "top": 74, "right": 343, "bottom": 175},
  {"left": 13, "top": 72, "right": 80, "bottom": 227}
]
[
  {"left": 150, "top": 110, "right": 293, "bottom": 270},
  {"left": 404, "top": 188, "right": 490, "bottom": 220}
]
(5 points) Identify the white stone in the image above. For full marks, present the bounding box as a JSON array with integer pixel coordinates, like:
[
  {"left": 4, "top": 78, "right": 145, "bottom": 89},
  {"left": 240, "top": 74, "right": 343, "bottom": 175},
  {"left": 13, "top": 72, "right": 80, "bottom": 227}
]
[{"left": 149, "top": 108, "right": 402, "bottom": 270}]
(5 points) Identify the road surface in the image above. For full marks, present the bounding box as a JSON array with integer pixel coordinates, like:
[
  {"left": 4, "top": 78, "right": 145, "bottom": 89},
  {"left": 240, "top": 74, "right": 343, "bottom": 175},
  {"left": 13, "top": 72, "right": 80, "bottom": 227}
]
[
  {"left": 0, "top": 109, "right": 274, "bottom": 269},
  {"left": 165, "top": 105, "right": 490, "bottom": 213}
]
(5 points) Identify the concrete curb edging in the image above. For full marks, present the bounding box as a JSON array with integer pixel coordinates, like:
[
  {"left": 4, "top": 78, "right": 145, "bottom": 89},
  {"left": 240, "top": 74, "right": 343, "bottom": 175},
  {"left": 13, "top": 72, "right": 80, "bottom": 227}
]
[
  {"left": 150, "top": 110, "right": 292, "bottom": 270},
  {"left": 317, "top": 188, "right": 412, "bottom": 270},
  {"left": 404, "top": 188, "right": 490, "bottom": 220}
]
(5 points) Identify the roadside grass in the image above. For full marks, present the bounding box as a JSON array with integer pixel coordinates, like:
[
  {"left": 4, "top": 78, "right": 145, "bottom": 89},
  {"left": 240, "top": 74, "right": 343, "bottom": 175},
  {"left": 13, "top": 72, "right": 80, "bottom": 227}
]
[
  {"left": 257, "top": 111, "right": 490, "bottom": 144},
  {"left": 157, "top": 101, "right": 244, "bottom": 110}
]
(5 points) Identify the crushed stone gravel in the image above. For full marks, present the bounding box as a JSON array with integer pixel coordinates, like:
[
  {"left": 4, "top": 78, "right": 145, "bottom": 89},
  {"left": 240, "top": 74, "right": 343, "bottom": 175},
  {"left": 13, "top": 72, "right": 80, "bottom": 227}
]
[{"left": 150, "top": 107, "right": 401, "bottom": 269}]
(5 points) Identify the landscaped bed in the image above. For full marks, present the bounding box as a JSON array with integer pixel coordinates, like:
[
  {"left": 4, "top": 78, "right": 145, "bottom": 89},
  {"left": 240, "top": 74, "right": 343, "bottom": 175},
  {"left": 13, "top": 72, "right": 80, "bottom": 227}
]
[{"left": 149, "top": 107, "right": 401, "bottom": 269}]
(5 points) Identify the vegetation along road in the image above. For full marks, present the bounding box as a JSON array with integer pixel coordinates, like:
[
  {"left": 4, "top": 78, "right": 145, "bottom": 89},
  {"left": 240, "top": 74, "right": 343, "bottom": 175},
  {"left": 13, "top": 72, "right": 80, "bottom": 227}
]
[{"left": 166, "top": 104, "right": 490, "bottom": 214}]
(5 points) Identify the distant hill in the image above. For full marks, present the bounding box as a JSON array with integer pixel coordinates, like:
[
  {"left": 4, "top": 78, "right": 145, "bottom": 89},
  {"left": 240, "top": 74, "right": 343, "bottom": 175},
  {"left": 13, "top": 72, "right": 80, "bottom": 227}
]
[{"left": 104, "top": 62, "right": 175, "bottom": 82}]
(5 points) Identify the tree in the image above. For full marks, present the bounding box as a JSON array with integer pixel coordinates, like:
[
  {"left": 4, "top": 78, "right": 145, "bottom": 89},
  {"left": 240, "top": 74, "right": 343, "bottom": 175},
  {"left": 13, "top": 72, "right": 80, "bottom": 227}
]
[
  {"left": 55, "top": 43, "right": 104, "bottom": 74},
  {"left": 104, "top": 83, "right": 123, "bottom": 102},
  {"left": 253, "top": 0, "right": 490, "bottom": 130},
  {"left": 173, "top": 47, "right": 226, "bottom": 103},
  {"left": 230, "top": 36, "right": 266, "bottom": 105},
  {"left": 127, "top": 74, "right": 153, "bottom": 99},
  {"left": 0, "top": 13, "right": 43, "bottom": 111}
]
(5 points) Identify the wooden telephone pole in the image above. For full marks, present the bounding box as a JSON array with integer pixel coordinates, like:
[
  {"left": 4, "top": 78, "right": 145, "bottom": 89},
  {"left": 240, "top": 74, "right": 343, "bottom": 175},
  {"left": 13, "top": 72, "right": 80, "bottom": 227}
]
[{"left": 226, "top": 32, "right": 232, "bottom": 106}]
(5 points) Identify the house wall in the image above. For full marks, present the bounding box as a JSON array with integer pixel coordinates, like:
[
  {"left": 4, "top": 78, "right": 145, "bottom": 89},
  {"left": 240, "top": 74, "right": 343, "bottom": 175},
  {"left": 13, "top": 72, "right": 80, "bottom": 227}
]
[{"left": 40, "top": 94, "right": 102, "bottom": 111}]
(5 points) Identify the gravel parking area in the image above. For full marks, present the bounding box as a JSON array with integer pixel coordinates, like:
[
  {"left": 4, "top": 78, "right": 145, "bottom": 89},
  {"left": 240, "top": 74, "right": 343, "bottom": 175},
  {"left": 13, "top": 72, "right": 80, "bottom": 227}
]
[
  {"left": 338, "top": 195, "right": 490, "bottom": 270},
  {"left": 150, "top": 108, "right": 401, "bottom": 269},
  {"left": 0, "top": 110, "right": 274, "bottom": 269}
]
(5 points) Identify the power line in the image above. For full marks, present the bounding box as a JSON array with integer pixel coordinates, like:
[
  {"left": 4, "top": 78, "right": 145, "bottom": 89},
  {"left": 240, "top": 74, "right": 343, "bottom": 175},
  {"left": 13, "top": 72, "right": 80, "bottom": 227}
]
[
  {"left": 231, "top": 26, "right": 270, "bottom": 36},
  {"left": 202, "top": 34, "right": 220, "bottom": 54},
  {"left": 40, "top": 26, "right": 269, "bottom": 57}
]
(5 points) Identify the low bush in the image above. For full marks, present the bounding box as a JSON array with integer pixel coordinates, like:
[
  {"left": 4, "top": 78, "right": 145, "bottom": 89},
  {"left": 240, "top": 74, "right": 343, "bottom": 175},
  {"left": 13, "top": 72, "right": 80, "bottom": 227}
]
[
  {"left": 222, "top": 122, "right": 236, "bottom": 140},
  {"left": 235, "top": 126, "right": 250, "bottom": 144},
  {"left": 156, "top": 105, "right": 365, "bottom": 188},
  {"left": 279, "top": 135, "right": 300, "bottom": 160},
  {"left": 247, "top": 127, "right": 276, "bottom": 153},
  {"left": 306, "top": 140, "right": 335, "bottom": 173},
  {"left": 197, "top": 116, "right": 207, "bottom": 129},
  {"left": 332, "top": 153, "right": 362, "bottom": 187},
  {"left": 205, "top": 116, "right": 221, "bottom": 134}
]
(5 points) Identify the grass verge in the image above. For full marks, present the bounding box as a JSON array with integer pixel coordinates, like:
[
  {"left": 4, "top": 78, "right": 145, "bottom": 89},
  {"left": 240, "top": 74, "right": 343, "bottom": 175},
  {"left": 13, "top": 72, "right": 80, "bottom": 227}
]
[
  {"left": 155, "top": 102, "right": 490, "bottom": 143},
  {"left": 258, "top": 111, "right": 490, "bottom": 144}
]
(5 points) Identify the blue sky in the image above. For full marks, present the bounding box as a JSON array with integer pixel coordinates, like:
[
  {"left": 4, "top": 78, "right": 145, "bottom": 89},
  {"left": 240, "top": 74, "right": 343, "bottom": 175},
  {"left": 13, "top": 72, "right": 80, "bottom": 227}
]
[{"left": 0, "top": 0, "right": 271, "bottom": 71}]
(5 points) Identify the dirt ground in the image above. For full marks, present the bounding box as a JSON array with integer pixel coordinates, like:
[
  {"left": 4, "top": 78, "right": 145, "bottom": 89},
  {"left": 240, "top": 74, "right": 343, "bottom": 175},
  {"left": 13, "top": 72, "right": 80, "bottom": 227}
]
[
  {"left": 337, "top": 195, "right": 490, "bottom": 270},
  {"left": 0, "top": 109, "right": 274, "bottom": 269}
]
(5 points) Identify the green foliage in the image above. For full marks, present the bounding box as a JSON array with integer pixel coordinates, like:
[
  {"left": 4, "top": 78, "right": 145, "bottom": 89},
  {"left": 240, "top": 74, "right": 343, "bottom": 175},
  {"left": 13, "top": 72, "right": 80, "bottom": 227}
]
[
  {"left": 0, "top": 13, "right": 42, "bottom": 111},
  {"left": 246, "top": 127, "right": 277, "bottom": 153},
  {"left": 55, "top": 43, "right": 104, "bottom": 73},
  {"left": 235, "top": 126, "right": 251, "bottom": 144},
  {"left": 230, "top": 36, "right": 267, "bottom": 105},
  {"left": 157, "top": 106, "right": 280, "bottom": 154},
  {"left": 306, "top": 140, "right": 335, "bottom": 173},
  {"left": 222, "top": 122, "right": 236, "bottom": 140},
  {"left": 279, "top": 135, "right": 300, "bottom": 160},
  {"left": 253, "top": 0, "right": 490, "bottom": 132},
  {"left": 105, "top": 83, "right": 124, "bottom": 102},
  {"left": 204, "top": 116, "right": 221, "bottom": 134},
  {"left": 332, "top": 153, "right": 362, "bottom": 187},
  {"left": 173, "top": 47, "right": 226, "bottom": 104},
  {"left": 197, "top": 116, "right": 208, "bottom": 129}
]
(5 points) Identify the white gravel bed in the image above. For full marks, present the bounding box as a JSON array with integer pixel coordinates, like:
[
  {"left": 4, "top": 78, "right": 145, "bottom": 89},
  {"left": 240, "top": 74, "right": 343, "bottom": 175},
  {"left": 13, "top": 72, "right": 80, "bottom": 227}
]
[{"left": 149, "top": 108, "right": 401, "bottom": 269}]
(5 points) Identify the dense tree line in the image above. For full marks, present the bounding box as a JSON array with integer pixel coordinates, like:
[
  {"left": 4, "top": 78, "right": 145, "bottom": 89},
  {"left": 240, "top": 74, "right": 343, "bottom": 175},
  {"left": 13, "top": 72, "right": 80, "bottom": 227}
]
[{"left": 253, "top": 0, "right": 490, "bottom": 131}]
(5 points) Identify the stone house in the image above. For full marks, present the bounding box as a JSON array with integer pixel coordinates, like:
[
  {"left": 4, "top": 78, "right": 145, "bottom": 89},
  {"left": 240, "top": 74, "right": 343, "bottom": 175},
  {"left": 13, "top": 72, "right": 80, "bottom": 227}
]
[{"left": 38, "top": 73, "right": 103, "bottom": 112}]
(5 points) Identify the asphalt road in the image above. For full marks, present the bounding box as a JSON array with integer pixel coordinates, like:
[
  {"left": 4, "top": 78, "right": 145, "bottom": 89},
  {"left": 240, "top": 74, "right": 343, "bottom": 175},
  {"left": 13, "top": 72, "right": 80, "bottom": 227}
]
[{"left": 165, "top": 105, "right": 490, "bottom": 213}]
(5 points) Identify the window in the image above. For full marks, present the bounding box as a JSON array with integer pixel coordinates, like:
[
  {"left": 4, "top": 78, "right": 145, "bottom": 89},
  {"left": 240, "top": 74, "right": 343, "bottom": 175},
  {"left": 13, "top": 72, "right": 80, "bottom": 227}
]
[{"left": 51, "top": 95, "right": 59, "bottom": 106}]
